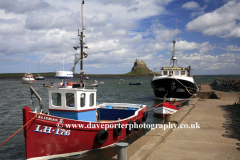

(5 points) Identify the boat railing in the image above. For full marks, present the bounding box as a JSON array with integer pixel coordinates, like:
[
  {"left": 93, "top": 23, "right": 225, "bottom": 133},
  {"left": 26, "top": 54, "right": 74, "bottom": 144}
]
[{"left": 30, "top": 86, "right": 42, "bottom": 110}]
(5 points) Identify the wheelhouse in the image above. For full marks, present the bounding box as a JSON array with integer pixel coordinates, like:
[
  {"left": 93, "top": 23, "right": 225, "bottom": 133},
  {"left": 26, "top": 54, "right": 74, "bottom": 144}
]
[
  {"left": 48, "top": 87, "right": 97, "bottom": 122},
  {"left": 161, "top": 67, "right": 187, "bottom": 77}
]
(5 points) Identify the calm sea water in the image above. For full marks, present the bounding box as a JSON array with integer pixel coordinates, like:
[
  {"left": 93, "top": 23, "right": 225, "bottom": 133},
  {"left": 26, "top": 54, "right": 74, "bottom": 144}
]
[{"left": 0, "top": 75, "right": 239, "bottom": 160}]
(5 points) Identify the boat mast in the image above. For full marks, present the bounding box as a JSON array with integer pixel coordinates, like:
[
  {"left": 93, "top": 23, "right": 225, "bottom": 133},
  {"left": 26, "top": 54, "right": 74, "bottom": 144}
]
[
  {"left": 170, "top": 40, "right": 177, "bottom": 67},
  {"left": 73, "top": 0, "right": 89, "bottom": 86},
  {"left": 80, "top": 0, "right": 85, "bottom": 85},
  {"left": 38, "top": 61, "right": 40, "bottom": 77},
  {"left": 170, "top": 19, "right": 178, "bottom": 67}
]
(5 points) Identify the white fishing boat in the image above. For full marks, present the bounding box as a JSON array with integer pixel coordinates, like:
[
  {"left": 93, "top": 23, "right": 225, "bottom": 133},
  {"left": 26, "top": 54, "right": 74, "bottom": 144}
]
[{"left": 22, "top": 73, "right": 35, "bottom": 84}]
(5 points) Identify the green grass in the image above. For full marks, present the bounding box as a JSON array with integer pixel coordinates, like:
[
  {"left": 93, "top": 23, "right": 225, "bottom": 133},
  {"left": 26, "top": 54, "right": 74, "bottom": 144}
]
[{"left": 0, "top": 66, "right": 160, "bottom": 79}]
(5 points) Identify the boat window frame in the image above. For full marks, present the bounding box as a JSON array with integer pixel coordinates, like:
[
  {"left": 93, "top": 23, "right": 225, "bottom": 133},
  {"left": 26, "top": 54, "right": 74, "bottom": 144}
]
[
  {"left": 175, "top": 71, "right": 179, "bottom": 76},
  {"left": 80, "top": 93, "right": 86, "bottom": 107},
  {"left": 163, "top": 70, "right": 168, "bottom": 75},
  {"left": 66, "top": 93, "right": 75, "bottom": 107},
  {"left": 181, "top": 71, "right": 185, "bottom": 76},
  {"left": 52, "top": 92, "right": 61, "bottom": 107},
  {"left": 89, "top": 93, "right": 94, "bottom": 107}
]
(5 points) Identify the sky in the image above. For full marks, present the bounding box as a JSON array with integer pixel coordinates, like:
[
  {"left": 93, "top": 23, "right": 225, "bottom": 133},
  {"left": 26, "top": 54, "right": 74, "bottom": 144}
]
[{"left": 0, "top": 0, "right": 240, "bottom": 75}]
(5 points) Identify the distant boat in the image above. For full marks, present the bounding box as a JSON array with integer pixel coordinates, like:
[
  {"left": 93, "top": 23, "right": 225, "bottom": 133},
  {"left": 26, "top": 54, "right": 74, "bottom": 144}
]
[
  {"left": 22, "top": 73, "right": 35, "bottom": 84},
  {"left": 35, "top": 76, "right": 45, "bottom": 80},
  {"left": 85, "top": 83, "right": 98, "bottom": 87},
  {"left": 129, "top": 82, "right": 142, "bottom": 85},
  {"left": 85, "top": 76, "right": 89, "bottom": 80},
  {"left": 35, "top": 61, "right": 45, "bottom": 80},
  {"left": 94, "top": 80, "right": 104, "bottom": 84}
]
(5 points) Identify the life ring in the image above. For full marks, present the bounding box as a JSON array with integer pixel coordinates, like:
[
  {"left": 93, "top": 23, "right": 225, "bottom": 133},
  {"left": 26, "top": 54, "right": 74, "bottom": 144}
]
[
  {"left": 95, "top": 129, "right": 108, "bottom": 144},
  {"left": 126, "top": 121, "right": 134, "bottom": 133},
  {"left": 113, "top": 123, "right": 122, "bottom": 136},
  {"left": 134, "top": 119, "right": 141, "bottom": 131},
  {"left": 142, "top": 112, "right": 148, "bottom": 121}
]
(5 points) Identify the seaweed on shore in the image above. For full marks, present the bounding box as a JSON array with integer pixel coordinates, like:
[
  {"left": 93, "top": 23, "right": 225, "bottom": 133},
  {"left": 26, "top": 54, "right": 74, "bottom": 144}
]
[{"left": 221, "top": 93, "right": 240, "bottom": 150}]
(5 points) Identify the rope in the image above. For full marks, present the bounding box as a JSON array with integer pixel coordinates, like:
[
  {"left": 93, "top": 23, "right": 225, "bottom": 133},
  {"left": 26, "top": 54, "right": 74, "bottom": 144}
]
[
  {"left": 0, "top": 112, "right": 41, "bottom": 146},
  {"left": 172, "top": 76, "right": 196, "bottom": 96}
]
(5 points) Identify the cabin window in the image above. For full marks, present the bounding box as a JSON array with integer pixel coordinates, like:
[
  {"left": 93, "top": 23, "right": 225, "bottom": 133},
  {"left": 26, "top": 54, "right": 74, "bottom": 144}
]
[
  {"left": 169, "top": 71, "right": 173, "bottom": 76},
  {"left": 175, "top": 71, "right": 179, "bottom": 75},
  {"left": 163, "top": 71, "right": 168, "bottom": 75},
  {"left": 90, "top": 93, "right": 94, "bottom": 106},
  {"left": 66, "top": 93, "right": 74, "bottom": 107},
  {"left": 80, "top": 93, "right": 85, "bottom": 107},
  {"left": 52, "top": 93, "right": 61, "bottom": 106},
  {"left": 181, "top": 71, "right": 185, "bottom": 75}
]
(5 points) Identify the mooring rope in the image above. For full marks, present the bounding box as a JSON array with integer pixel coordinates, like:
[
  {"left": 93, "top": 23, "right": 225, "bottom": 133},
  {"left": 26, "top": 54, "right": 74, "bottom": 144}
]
[
  {"left": 172, "top": 76, "right": 196, "bottom": 96},
  {"left": 0, "top": 112, "right": 41, "bottom": 146}
]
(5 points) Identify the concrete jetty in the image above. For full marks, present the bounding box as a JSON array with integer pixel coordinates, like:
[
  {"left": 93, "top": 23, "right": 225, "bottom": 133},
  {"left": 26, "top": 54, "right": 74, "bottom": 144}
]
[{"left": 111, "top": 84, "right": 240, "bottom": 160}]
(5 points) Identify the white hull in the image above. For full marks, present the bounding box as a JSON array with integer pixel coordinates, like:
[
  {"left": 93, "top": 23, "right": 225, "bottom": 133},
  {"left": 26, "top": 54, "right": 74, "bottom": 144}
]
[
  {"left": 155, "top": 97, "right": 190, "bottom": 101},
  {"left": 22, "top": 77, "right": 35, "bottom": 84},
  {"left": 153, "top": 106, "right": 178, "bottom": 115}
]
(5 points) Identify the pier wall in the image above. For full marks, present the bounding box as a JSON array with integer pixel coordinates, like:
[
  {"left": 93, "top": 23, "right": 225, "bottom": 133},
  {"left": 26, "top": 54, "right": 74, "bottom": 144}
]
[{"left": 211, "top": 77, "right": 240, "bottom": 91}]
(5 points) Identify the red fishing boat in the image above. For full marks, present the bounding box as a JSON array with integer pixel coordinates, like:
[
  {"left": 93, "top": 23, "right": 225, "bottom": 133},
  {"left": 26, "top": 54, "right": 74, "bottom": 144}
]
[
  {"left": 22, "top": 1, "right": 148, "bottom": 159},
  {"left": 153, "top": 101, "right": 181, "bottom": 118}
]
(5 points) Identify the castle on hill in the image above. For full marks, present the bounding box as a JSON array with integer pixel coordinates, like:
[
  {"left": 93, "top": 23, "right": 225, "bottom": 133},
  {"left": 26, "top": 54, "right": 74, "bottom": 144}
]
[{"left": 131, "top": 59, "right": 150, "bottom": 73}]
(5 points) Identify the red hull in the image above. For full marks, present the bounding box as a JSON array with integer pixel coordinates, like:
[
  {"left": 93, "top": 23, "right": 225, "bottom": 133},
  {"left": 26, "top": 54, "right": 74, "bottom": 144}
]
[
  {"left": 23, "top": 106, "right": 147, "bottom": 159},
  {"left": 153, "top": 102, "right": 180, "bottom": 119}
]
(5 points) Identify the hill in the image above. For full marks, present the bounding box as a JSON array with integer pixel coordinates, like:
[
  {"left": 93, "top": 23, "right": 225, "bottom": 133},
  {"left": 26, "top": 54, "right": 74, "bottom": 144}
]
[
  {"left": 0, "top": 60, "right": 157, "bottom": 79},
  {"left": 126, "top": 59, "right": 154, "bottom": 76}
]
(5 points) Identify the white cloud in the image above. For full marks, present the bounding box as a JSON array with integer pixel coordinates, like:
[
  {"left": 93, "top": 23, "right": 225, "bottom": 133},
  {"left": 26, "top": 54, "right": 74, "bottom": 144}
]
[
  {"left": 222, "top": 44, "right": 240, "bottom": 51},
  {"left": 167, "top": 40, "right": 215, "bottom": 54},
  {"left": 0, "top": 0, "right": 238, "bottom": 75},
  {"left": 182, "top": 1, "right": 207, "bottom": 18},
  {"left": 186, "top": 1, "right": 240, "bottom": 38},
  {"left": 91, "top": 13, "right": 112, "bottom": 25},
  {"left": 182, "top": 1, "right": 201, "bottom": 10}
]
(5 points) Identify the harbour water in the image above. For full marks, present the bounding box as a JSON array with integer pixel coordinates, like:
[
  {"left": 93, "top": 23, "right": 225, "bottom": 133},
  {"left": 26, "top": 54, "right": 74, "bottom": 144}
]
[{"left": 0, "top": 75, "right": 239, "bottom": 160}]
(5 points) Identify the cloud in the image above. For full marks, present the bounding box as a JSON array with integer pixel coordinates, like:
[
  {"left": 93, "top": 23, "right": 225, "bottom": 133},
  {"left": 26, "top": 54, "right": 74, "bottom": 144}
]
[
  {"left": 186, "top": 1, "right": 240, "bottom": 38},
  {"left": 91, "top": 13, "right": 112, "bottom": 25},
  {"left": 167, "top": 40, "right": 215, "bottom": 54},
  {"left": 221, "top": 44, "right": 240, "bottom": 51},
  {"left": 0, "top": 0, "right": 53, "bottom": 14},
  {"left": 182, "top": 1, "right": 201, "bottom": 10},
  {"left": 174, "top": 51, "right": 240, "bottom": 74},
  {"left": 0, "top": 0, "right": 237, "bottom": 75},
  {"left": 182, "top": 1, "right": 207, "bottom": 18}
]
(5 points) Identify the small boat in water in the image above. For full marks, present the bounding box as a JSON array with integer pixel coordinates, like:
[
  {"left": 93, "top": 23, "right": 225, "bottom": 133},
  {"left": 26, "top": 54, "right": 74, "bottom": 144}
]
[
  {"left": 21, "top": 73, "right": 35, "bottom": 84},
  {"left": 129, "top": 82, "right": 142, "bottom": 85},
  {"left": 35, "top": 61, "right": 45, "bottom": 80},
  {"left": 153, "top": 101, "right": 181, "bottom": 118},
  {"left": 85, "top": 83, "right": 98, "bottom": 87},
  {"left": 151, "top": 40, "right": 198, "bottom": 101},
  {"left": 35, "top": 76, "right": 44, "bottom": 80},
  {"left": 22, "top": 1, "right": 148, "bottom": 159}
]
